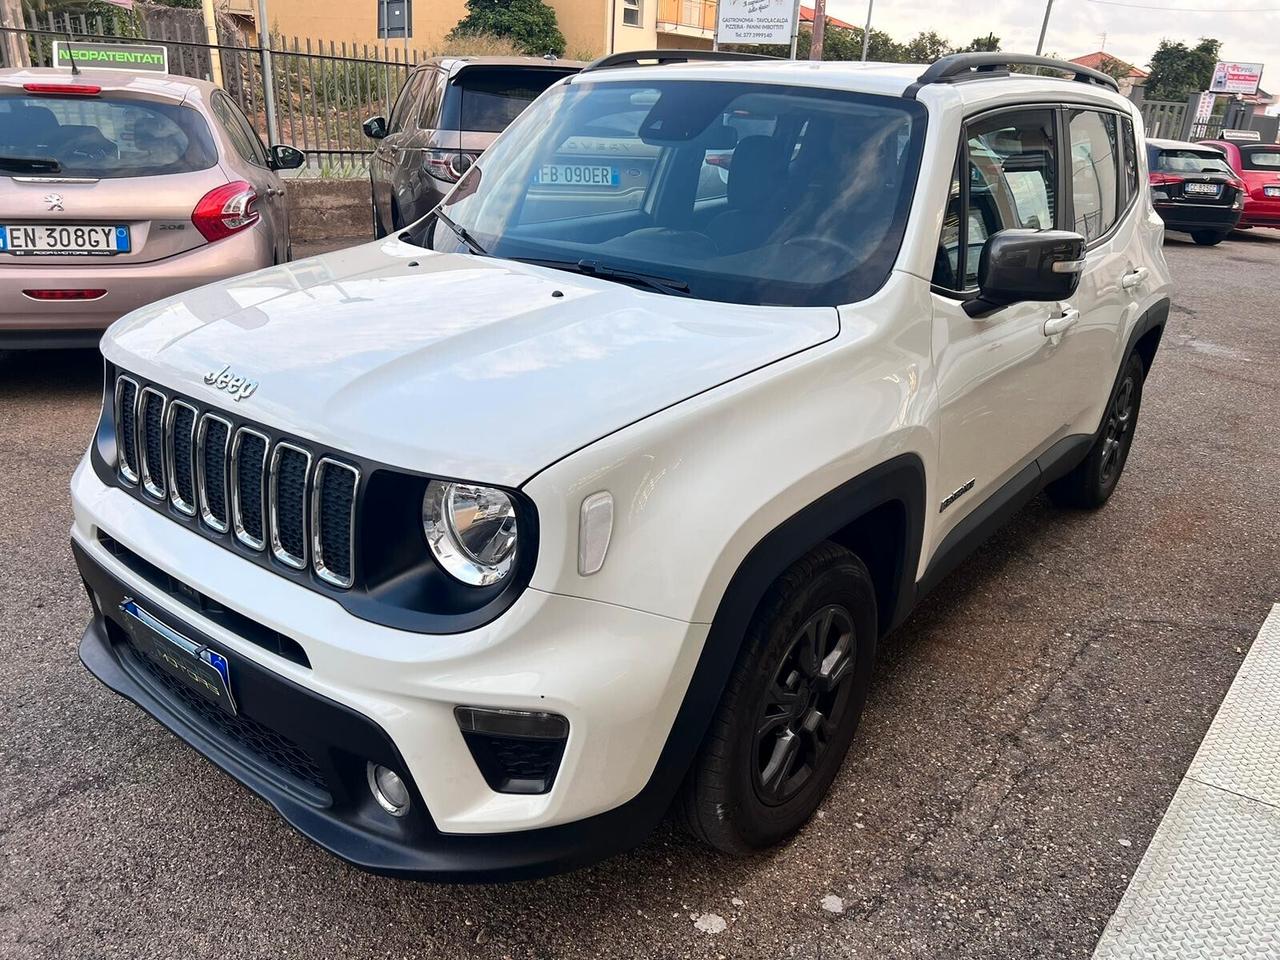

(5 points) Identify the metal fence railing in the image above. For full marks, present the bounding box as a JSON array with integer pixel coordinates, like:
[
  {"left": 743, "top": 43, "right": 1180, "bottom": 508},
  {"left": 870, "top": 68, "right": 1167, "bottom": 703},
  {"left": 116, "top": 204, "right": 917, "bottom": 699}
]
[
  {"left": 1141, "top": 100, "right": 1188, "bottom": 140},
  {"left": 1, "top": 10, "right": 438, "bottom": 174}
]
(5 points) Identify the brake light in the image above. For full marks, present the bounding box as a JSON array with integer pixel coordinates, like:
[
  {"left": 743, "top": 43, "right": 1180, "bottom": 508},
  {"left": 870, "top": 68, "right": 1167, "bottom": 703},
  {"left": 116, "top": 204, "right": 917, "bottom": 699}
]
[
  {"left": 1148, "top": 172, "right": 1183, "bottom": 185},
  {"left": 192, "top": 181, "right": 259, "bottom": 242},
  {"left": 23, "top": 289, "right": 107, "bottom": 300},
  {"left": 705, "top": 153, "right": 732, "bottom": 169},
  {"left": 23, "top": 82, "right": 101, "bottom": 96},
  {"left": 424, "top": 149, "right": 479, "bottom": 183}
]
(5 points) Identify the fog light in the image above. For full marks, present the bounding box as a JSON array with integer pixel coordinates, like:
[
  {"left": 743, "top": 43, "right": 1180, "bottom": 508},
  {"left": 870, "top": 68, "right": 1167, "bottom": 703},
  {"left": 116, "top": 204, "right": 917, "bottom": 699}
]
[{"left": 366, "top": 762, "right": 411, "bottom": 817}]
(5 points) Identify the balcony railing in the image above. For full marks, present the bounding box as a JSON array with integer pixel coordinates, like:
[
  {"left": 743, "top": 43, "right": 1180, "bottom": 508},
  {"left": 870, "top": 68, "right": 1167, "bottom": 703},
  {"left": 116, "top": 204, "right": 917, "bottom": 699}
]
[{"left": 657, "top": 0, "right": 717, "bottom": 34}]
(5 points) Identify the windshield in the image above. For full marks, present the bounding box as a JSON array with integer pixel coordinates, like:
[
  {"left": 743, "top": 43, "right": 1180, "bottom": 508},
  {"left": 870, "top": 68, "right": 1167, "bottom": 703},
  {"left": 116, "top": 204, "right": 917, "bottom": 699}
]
[
  {"left": 410, "top": 78, "right": 926, "bottom": 306},
  {"left": 0, "top": 93, "right": 218, "bottom": 178},
  {"left": 1155, "top": 148, "right": 1233, "bottom": 176},
  {"left": 1241, "top": 148, "right": 1280, "bottom": 171}
]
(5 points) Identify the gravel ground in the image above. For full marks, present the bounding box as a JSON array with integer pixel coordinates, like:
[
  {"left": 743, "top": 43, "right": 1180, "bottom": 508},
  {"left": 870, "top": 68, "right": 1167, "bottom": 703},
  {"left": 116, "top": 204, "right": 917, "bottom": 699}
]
[{"left": 1, "top": 233, "right": 1277, "bottom": 960}]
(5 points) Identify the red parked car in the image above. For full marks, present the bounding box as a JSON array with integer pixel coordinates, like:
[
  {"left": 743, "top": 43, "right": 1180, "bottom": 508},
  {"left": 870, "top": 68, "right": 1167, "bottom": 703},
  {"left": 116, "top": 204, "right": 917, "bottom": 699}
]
[{"left": 1199, "top": 138, "right": 1280, "bottom": 231}]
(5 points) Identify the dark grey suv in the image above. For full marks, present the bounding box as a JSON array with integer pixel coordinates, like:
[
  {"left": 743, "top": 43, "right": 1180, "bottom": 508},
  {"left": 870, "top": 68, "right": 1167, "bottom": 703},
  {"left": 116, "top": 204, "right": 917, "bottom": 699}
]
[{"left": 364, "top": 57, "right": 580, "bottom": 236}]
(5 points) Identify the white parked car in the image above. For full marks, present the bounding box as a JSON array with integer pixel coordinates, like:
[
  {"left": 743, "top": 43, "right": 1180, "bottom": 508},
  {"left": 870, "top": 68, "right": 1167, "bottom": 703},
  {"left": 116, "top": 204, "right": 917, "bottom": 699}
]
[{"left": 70, "top": 51, "right": 1171, "bottom": 879}]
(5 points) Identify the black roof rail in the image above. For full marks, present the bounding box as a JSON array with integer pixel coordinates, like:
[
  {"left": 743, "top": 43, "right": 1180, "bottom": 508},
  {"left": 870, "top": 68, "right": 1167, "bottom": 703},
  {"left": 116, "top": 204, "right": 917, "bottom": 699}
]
[
  {"left": 912, "top": 53, "right": 1120, "bottom": 93},
  {"left": 580, "top": 49, "right": 777, "bottom": 73}
]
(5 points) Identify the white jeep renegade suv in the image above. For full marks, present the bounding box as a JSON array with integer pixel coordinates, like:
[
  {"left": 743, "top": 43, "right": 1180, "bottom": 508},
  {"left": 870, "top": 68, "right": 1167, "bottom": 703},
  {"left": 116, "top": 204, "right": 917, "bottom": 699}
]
[{"left": 71, "top": 52, "right": 1172, "bottom": 879}]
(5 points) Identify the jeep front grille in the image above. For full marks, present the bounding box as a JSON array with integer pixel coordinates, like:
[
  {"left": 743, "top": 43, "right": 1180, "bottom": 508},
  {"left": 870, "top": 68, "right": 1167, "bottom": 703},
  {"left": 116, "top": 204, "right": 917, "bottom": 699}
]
[{"left": 112, "top": 372, "right": 359, "bottom": 590}]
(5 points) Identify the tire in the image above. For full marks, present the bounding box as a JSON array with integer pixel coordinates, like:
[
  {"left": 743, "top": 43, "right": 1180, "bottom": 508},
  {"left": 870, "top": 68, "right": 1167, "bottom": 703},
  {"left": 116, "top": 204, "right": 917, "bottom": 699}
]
[
  {"left": 1191, "top": 230, "right": 1227, "bottom": 246},
  {"left": 679, "top": 542, "right": 877, "bottom": 854},
  {"left": 1046, "top": 352, "right": 1146, "bottom": 509}
]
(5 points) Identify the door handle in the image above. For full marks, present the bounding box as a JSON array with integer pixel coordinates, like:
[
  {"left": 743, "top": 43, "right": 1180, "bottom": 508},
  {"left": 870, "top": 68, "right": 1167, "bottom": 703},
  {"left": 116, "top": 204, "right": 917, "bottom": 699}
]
[
  {"left": 1121, "top": 267, "right": 1148, "bottom": 290},
  {"left": 1044, "top": 307, "right": 1080, "bottom": 337}
]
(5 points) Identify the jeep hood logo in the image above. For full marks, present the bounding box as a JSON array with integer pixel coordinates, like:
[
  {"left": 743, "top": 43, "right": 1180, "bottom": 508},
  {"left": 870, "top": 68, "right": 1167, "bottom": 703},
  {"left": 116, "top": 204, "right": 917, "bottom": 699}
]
[{"left": 203, "top": 364, "right": 259, "bottom": 401}]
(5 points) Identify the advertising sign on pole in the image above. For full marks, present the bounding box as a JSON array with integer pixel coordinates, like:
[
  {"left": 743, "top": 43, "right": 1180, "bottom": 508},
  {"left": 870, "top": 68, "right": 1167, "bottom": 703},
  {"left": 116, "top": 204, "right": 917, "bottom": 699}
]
[
  {"left": 1209, "top": 61, "right": 1264, "bottom": 96},
  {"left": 716, "top": 0, "right": 796, "bottom": 45},
  {"left": 1192, "top": 91, "right": 1216, "bottom": 125}
]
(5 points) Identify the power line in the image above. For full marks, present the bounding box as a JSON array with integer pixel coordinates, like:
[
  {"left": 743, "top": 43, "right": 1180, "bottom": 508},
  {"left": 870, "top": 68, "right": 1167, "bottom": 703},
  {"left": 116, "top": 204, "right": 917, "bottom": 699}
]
[{"left": 1086, "top": 0, "right": 1280, "bottom": 11}]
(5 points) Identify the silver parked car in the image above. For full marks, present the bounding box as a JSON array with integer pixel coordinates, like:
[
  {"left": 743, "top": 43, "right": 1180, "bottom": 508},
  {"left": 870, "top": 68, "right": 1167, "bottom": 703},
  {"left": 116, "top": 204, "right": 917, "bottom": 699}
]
[
  {"left": 0, "top": 67, "right": 304, "bottom": 349},
  {"left": 364, "top": 56, "right": 580, "bottom": 236}
]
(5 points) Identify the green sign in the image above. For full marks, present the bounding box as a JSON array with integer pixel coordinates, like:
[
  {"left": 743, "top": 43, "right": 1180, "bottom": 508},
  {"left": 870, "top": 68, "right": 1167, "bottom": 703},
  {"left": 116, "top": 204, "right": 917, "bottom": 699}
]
[{"left": 52, "top": 41, "right": 169, "bottom": 73}]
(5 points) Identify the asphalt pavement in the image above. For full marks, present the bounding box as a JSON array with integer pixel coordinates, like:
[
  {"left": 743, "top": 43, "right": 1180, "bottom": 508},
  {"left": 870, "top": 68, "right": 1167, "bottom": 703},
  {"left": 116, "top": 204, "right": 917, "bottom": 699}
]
[{"left": 1, "top": 232, "right": 1278, "bottom": 960}]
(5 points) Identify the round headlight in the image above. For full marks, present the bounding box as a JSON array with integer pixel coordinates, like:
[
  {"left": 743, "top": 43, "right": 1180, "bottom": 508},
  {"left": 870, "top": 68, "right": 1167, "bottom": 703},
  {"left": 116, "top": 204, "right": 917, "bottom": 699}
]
[{"left": 423, "top": 480, "right": 518, "bottom": 586}]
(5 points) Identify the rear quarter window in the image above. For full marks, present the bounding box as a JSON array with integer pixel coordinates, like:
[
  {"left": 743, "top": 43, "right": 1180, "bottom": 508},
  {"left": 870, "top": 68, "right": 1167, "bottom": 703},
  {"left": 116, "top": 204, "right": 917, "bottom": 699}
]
[{"left": 0, "top": 93, "right": 218, "bottom": 178}]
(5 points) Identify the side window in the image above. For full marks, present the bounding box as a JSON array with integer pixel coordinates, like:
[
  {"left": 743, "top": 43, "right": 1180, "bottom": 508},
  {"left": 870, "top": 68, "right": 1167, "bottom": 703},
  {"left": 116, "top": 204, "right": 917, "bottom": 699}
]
[
  {"left": 212, "top": 95, "right": 265, "bottom": 167},
  {"left": 388, "top": 71, "right": 425, "bottom": 134},
  {"left": 418, "top": 72, "right": 445, "bottom": 129},
  {"left": 1122, "top": 117, "right": 1139, "bottom": 204},
  {"left": 1068, "top": 110, "right": 1120, "bottom": 242}
]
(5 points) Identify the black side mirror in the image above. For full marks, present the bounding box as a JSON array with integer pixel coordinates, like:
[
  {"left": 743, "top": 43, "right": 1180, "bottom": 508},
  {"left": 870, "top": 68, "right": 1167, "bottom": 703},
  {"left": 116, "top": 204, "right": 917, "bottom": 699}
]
[
  {"left": 363, "top": 115, "right": 388, "bottom": 140},
  {"left": 267, "top": 144, "right": 305, "bottom": 170},
  {"left": 964, "top": 229, "right": 1086, "bottom": 318}
]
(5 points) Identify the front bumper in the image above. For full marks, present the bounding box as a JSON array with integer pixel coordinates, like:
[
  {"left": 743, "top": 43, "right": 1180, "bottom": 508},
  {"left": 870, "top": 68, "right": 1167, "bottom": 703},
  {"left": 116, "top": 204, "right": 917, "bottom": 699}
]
[
  {"left": 71, "top": 457, "right": 709, "bottom": 879},
  {"left": 0, "top": 226, "right": 270, "bottom": 348}
]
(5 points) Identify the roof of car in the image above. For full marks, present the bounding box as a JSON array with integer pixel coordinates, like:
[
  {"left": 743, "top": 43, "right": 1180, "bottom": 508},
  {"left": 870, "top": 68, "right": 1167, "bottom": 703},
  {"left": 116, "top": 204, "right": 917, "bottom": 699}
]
[
  {"left": 570, "top": 58, "right": 1134, "bottom": 111},
  {"left": 1147, "top": 137, "right": 1226, "bottom": 152},
  {"left": 0, "top": 66, "right": 214, "bottom": 104},
  {"left": 424, "top": 56, "right": 585, "bottom": 77}
]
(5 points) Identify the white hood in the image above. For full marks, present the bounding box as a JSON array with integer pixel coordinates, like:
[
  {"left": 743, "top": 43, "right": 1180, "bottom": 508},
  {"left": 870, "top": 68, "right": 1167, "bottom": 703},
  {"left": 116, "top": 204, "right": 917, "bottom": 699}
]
[{"left": 104, "top": 237, "right": 838, "bottom": 485}]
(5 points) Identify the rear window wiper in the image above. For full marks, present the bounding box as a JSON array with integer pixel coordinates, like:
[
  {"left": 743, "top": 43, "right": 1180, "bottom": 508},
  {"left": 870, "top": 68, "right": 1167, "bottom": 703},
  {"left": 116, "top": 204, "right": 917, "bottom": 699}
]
[
  {"left": 0, "top": 155, "right": 62, "bottom": 174},
  {"left": 514, "top": 257, "right": 691, "bottom": 297},
  {"left": 433, "top": 209, "right": 488, "bottom": 256}
]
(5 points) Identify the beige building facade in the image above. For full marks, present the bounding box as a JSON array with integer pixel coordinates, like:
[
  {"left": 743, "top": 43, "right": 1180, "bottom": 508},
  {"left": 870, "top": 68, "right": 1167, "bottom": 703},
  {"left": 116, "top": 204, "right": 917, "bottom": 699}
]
[{"left": 222, "top": 0, "right": 717, "bottom": 59}]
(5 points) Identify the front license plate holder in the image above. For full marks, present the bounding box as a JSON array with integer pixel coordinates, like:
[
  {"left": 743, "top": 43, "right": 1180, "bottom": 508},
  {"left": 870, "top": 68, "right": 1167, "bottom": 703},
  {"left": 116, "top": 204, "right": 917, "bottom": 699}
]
[{"left": 119, "top": 598, "right": 237, "bottom": 715}]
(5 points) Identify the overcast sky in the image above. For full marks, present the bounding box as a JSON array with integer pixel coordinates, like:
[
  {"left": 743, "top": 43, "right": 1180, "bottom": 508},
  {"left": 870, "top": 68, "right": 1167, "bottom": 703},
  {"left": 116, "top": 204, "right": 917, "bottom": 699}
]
[{"left": 821, "top": 0, "right": 1278, "bottom": 72}]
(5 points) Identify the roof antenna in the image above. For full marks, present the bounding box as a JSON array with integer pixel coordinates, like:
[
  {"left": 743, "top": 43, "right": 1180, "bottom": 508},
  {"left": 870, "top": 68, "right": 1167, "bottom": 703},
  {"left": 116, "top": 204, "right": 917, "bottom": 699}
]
[{"left": 62, "top": 31, "right": 83, "bottom": 76}]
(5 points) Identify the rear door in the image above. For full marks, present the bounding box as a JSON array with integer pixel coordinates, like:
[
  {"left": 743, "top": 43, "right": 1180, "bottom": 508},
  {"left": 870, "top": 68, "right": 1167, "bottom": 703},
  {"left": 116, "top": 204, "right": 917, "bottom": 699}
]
[
  {"left": 210, "top": 92, "right": 286, "bottom": 261},
  {"left": 0, "top": 86, "right": 226, "bottom": 266}
]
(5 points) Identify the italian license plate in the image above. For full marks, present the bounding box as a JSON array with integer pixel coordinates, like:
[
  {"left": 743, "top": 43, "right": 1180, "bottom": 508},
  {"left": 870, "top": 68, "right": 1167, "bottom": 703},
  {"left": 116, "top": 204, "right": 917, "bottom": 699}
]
[
  {"left": 1183, "top": 182, "right": 1221, "bottom": 197},
  {"left": 1265, "top": 185, "right": 1280, "bottom": 198},
  {"left": 0, "top": 223, "right": 130, "bottom": 255},
  {"left": 120, "top": 599, "right": 237, "bottom": 715},
  {"left": 535, "top": 164, "right": 619, "bottom": 187}
]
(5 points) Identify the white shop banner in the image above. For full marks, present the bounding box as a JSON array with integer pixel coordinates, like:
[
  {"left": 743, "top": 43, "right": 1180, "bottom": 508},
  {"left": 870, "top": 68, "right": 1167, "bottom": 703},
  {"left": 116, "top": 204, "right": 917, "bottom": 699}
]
[{"left": 716, "top": 0, "right": 796, "bottom": 45}]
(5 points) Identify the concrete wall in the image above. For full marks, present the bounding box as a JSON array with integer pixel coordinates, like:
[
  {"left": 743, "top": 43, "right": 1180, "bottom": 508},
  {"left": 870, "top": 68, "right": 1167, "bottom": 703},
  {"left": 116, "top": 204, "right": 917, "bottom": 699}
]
[{"left": 285, "top": 178, "right": 372, "bottom": 243}]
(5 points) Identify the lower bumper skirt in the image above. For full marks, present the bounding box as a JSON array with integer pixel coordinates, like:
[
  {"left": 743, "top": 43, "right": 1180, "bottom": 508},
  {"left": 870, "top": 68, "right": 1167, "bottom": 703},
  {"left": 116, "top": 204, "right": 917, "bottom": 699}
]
[{"left": 74, "top": 539, "right": 668, "bottom": 881}]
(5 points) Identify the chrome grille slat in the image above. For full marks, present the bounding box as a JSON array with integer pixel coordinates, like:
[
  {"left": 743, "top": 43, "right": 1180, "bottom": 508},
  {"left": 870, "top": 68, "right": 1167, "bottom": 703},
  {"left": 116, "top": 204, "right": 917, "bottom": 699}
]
[
  {"left": 165, "top": 400, "right": 198, "bottom": 516},
  {"left": 269, "top": 442, "right": 312, "bottom": 570},
  {"left": 231, "top": 427, "right": 268, "bottom": 551},
  {"left": 138, "top": 387, "right": 167, "bottom": 500},
  {"left": 196, "top": 413, "right": 232, "bottom": 534},
  {"left": 114, "top": 376, "right": 140, "bottom": 484},
  {"left": 312, "top": 459, "right": 359, "bottom": 589},
  {"left": 113, "top": 373, "right": 358, "bottom": 591}
]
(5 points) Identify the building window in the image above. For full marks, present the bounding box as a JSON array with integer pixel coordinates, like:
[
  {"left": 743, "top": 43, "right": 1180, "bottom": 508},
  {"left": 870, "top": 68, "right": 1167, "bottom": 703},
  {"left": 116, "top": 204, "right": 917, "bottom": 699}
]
[
  {"left": 378, "top": 0, "right": 412, "bottom": 39},
  {"left": 622, "top": 0, "right": 642, "bottom": 27}
]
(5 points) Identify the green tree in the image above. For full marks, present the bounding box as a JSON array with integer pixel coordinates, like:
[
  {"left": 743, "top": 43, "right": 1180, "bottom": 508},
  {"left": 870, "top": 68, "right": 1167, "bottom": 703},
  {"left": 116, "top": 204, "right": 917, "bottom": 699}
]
[
  {"left": 957, "top": 33, "right": 1000, "bottom": 53},
  {"left": 1096, "top": 55, "right": 1135, "bottom": 81},
  {"left": 448, "top": 0, "right": 566, "bottom": 57},
  {"left": 902, "top": 30, "right": 951, "bottom": 63},
  {"left": 1145, "top": 37, "right": 1221, "bottom": 101}
]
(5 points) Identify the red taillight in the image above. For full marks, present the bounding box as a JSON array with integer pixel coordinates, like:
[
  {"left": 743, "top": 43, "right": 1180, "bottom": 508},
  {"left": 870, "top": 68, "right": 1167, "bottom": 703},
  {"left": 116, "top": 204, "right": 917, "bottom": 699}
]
[
  {"left": 1148, "top": 172, "right": 1183, "bottom": 185},
  {"left": 23, "top": 289, "right": 107, "bottom": 300},
  {"left": 23, "top": 82, "right": 101, "bottom": 96},
  {"left": 705, "top": 153, "right": 732, "bottom": 169},
  {"left": 192, "top": 181, "right": 259, "bottom": 242},
  {"left": 424, "top": 149, "right": 478, "bottom": 183}
]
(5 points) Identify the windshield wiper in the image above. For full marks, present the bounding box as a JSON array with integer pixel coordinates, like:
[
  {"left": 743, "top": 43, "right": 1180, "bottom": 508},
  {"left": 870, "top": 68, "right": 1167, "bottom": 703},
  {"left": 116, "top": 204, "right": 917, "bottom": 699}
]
[
  {"left": 0, "top": 155, "right": 62, "bottom": 174},
  {"left": 515, "top": 257, "right": 691, "bottom": 297},
  {"left": 433, "top": 208, "right": 487, "bottom": 256}
]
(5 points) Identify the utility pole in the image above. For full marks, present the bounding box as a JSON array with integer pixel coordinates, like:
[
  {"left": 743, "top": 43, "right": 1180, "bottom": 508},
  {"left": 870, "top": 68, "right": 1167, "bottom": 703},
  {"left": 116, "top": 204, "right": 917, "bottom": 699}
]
[
  {"left": 256, "top": 0, "right": 279, "bottom": 145},
  {"left": 200, "top": 0, "right": 224, "bottom": 86},
  {"left": 1035, "top": 0, "right": 1054, "bottom": 56},
  {"left": 788, "top": 0, "right": 802, "bottom": 59},
  {"left": 860, "top": 0, "right": 873, "bottom": 61},
  {"left": 809, "top": 0, "right": 826, "bottom": 61}
]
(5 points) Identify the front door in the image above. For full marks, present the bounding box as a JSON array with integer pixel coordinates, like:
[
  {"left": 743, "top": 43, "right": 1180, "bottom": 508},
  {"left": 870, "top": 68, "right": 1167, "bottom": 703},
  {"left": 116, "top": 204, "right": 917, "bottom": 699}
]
[{"left": 930, "top": 107, "right": 1069, "bottom": 547}]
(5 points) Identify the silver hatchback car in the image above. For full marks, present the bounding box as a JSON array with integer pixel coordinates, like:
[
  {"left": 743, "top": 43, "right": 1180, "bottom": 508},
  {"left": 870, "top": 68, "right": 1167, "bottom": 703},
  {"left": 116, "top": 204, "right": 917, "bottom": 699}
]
[{"left": 0, "top": 68, "right": 304, "bottom": 349}]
